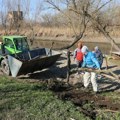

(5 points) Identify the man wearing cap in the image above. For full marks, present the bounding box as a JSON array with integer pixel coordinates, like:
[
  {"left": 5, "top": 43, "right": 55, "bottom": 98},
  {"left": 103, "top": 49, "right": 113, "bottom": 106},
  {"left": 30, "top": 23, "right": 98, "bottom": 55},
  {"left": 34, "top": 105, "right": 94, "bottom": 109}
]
[
  {"left": 93, "top": 46, "right": 103, "bottom": 68},
  {"left": 81, "top": 46, "right": 100, "bottom": 93}
]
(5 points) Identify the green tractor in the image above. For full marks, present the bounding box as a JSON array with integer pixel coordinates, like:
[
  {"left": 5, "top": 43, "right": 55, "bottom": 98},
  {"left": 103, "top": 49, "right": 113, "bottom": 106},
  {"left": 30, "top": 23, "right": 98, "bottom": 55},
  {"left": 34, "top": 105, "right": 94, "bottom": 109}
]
[
  {"left": 1, "top": 36, "right": 29, "bottom": 54},
  {"left": 0, "top": 36, "right": 61, "bottom": 77}
]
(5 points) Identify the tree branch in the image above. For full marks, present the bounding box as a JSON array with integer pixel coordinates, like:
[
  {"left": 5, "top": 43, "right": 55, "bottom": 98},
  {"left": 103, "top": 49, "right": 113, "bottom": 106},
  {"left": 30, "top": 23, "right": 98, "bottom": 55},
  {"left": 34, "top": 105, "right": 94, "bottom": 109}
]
[
  {"left": 93, "top": 0, "right": 112, "bottom": 15},
  {"left": 58, "top": 10, "right": 88, "bottom": 50},
  {"left": 78, "top": 68, "right": 120, "bottom": 80},
  {"left": 69, "top": 2, "right": 120, "bottom": 51},
  {"left": 85, "top": 12, "right": 120, "bottom": 51},
  {"left": 46, "top": 0, "right": 88, "bottom": 50}
]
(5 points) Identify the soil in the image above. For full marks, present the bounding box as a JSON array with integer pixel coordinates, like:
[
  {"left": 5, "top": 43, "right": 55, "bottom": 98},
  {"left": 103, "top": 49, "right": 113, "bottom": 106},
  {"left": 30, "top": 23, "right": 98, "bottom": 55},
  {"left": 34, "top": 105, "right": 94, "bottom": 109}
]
[
  {"left": 49, "top": 81, "right": 120, "bottom": 119},
  {"left": 0, "top": 54, "right": 120, "bottom": 119},
  {"left": 15, "top": 54, "right": 120, "bottom": 119}
]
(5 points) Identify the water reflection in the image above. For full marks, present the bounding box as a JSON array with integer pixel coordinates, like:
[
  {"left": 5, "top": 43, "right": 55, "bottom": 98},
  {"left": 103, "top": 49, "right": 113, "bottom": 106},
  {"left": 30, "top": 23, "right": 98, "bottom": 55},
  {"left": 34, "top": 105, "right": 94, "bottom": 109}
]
[{"left": 29, "top": 39, "right": 120, "bottom": 54}]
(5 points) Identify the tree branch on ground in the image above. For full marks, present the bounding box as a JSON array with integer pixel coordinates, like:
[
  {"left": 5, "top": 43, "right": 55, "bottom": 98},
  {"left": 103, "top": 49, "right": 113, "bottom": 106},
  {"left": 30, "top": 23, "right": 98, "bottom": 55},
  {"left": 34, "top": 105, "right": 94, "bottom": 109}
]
[{"left": 78, "top": 68, "right": 120, "bottom": 81}]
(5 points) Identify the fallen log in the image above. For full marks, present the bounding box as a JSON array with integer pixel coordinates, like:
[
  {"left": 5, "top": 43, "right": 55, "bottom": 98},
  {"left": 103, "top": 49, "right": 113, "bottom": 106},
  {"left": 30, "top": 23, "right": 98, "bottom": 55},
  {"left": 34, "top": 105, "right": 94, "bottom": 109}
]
[
  {"left": 109, "top": 70, "right": 120, "bottom": 80},
  {"left": 78, "top": 68, "right": 108, "bottom": 73},
  {"left": 101, "top": 73, "right": 115, "bottom": 80},
  {"left": 78, "top": 68, "right": 120, "bottom": 80}
]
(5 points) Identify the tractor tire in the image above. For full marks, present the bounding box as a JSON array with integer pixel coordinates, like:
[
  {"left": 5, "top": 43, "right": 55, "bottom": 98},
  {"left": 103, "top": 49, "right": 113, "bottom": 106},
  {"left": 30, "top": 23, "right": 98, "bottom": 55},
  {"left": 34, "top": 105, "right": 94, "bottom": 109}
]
[{"left": 1, "top": 59, "right": 10, "bottom": 75}]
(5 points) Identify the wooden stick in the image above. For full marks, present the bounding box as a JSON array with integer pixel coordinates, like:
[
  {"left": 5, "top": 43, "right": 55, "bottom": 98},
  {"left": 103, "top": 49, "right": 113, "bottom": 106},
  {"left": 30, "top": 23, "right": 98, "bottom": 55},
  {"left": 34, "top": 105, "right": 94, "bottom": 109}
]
[
  {"left": 109, "top": 70, "right": 120, "bottom": 80},
  {"left": 104, "top": 56, "right": 108, "bottom": 70},
  {"left": 67, "top": 50, "right": 71, "bottom": 83},
  {"left": 101, "top": 73, "right": 115, "bottom": 80},
  {"left": 78, "top": 68, "right": 107, "bottom": 73}
]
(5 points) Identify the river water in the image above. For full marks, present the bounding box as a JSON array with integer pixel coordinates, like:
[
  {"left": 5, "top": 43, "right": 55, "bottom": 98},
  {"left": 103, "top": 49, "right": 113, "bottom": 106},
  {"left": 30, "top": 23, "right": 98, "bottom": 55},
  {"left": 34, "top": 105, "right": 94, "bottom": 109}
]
[{"left": 29, "top": 39, "right": 120, "bottom": 54}]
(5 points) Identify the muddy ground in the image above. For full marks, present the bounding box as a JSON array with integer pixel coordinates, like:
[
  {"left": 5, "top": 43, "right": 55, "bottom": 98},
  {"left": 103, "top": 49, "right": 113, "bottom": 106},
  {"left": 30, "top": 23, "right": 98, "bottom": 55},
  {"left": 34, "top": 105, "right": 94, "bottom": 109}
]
[
  {"left": 49, "top": 82, "right": 120, "bottom": 119},
  {"left": 12, "top": 54, "right": 119, "bottom": 119}
]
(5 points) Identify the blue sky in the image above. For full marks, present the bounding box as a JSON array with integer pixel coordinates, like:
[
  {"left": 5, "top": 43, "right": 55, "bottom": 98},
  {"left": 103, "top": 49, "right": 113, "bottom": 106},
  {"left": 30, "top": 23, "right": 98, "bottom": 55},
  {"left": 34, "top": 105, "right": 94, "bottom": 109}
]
[
  {"left": 0, "top": 0, "right": 120, "bottom": 14},
  {"left": 30, "top": 0, "right": 120, "bottom": 14},
  {"left": 0, "top": 0, "right": 120, "bottom": 21}
]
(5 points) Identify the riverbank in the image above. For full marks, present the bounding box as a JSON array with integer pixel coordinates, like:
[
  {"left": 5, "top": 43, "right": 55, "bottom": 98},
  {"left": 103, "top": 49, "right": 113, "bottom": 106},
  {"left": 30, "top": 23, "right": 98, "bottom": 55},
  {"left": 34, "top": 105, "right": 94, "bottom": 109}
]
[
  {"left": 28, "top": 37, "right": 120, "bottom": 55},
  {"left": 35, "top": 36, "right": 120, "bottom": 44}
]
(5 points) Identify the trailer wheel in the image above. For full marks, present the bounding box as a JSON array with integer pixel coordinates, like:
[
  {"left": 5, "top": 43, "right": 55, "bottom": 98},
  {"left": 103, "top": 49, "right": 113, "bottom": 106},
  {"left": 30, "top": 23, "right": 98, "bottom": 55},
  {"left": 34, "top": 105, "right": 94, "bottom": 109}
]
[{"left": 1, "top": 59, "right": 10, "bottom": 75}]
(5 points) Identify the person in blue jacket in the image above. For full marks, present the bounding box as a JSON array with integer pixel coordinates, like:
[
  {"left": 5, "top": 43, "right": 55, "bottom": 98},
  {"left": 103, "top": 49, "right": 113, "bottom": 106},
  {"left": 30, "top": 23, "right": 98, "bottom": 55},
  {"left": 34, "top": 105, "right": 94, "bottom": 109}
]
[{"left": 81, "top": 46, "right": 100, "bottom": 93}]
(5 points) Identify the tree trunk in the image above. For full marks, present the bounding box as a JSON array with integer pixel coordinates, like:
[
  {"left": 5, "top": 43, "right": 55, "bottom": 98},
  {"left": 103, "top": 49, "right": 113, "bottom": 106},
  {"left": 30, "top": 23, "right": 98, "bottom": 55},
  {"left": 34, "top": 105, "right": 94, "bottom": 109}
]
[{"left": 67, "top": 50, "right": 71, "bottom": 83}]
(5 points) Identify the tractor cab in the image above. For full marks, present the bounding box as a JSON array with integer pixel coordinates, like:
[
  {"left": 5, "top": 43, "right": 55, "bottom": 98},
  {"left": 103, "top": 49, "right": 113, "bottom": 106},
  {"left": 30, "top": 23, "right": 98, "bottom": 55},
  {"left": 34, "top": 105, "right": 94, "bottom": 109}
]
[{"left": 2, "top": 36, "right": 29, "bottom": 54}]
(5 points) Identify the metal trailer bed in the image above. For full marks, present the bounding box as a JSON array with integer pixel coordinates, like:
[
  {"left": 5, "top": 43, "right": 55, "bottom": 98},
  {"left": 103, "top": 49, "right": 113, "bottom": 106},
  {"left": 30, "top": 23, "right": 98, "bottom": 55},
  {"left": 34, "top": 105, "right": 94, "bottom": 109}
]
[{"left": 7, "top": 48, "right": 61, "bottom": 77}]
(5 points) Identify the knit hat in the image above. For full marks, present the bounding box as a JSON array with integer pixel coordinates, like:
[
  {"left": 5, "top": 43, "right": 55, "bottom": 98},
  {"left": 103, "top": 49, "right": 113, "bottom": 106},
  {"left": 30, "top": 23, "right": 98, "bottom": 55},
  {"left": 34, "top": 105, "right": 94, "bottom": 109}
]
[
  {"left": 81, "top": 46, "right": 88, "bottom": 53},
  {"left": 94, "top": 46, "right": 99, "bottom": 51}
]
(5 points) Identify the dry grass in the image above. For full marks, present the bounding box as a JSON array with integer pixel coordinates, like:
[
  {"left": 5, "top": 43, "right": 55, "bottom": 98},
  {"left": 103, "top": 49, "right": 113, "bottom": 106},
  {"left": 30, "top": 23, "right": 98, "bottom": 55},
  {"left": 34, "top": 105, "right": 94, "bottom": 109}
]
[{"left": 0, "top": 25, "right": 120, "bottom": 43}]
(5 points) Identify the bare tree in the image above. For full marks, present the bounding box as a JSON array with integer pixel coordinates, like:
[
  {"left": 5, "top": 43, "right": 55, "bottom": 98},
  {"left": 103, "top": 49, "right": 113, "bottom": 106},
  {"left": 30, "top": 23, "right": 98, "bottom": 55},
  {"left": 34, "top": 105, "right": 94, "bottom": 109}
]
[
  {"left": 0, "top": 0, "right": 23, "bottom": 34},
  {"left": 21, "top": 0, "right": 44, "bottom": 41},
  {"left": 46, "top": 0, "right": 120, "bottom": 51},
  {"left": 46, "top": 0, "right": 89, "bottom": 49}
]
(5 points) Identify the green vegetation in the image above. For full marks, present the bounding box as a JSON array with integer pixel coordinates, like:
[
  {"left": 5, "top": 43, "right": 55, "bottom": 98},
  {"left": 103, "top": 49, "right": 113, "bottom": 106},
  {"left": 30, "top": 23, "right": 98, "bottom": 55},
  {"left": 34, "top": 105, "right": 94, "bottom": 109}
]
[
  {"left": 0, "top": 76, "right": 87, "bottom": 120},
  {"left": 101, "top": 92, "right": 120, "bottom": 103},
  {"left": 0, "top": 75, "right": 120, "bottom": 120}
]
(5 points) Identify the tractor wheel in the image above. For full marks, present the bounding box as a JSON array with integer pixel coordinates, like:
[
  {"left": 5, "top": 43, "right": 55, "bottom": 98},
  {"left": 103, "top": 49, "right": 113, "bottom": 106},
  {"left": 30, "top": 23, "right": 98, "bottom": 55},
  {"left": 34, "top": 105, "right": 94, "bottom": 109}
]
[{"left": 1, "top": 59, "right": 10, "bottom": 75}]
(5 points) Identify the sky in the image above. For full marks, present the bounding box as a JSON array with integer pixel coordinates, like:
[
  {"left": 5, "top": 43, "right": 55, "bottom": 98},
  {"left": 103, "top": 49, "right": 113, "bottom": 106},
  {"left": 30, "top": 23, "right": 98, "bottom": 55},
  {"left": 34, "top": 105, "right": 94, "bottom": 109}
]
[
  {"left": 0, "top": 0, "right": 120, "bottom": 14},
  {"left": 28, "top": 0, "right": 120, "bottom": 15},
  {"left": 0, "top": 0, "right": 120, "bottom": 21}
]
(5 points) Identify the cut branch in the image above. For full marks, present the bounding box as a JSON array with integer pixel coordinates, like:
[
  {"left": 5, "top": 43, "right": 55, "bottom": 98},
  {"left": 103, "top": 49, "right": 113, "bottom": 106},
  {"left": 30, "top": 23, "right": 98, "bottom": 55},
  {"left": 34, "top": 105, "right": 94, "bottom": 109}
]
[
  {"left": 78, "top": 68, "right": 120, "bottom": 80},
  {"left": 93, "top": 0, "right": 112, "bottom": 15}
]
